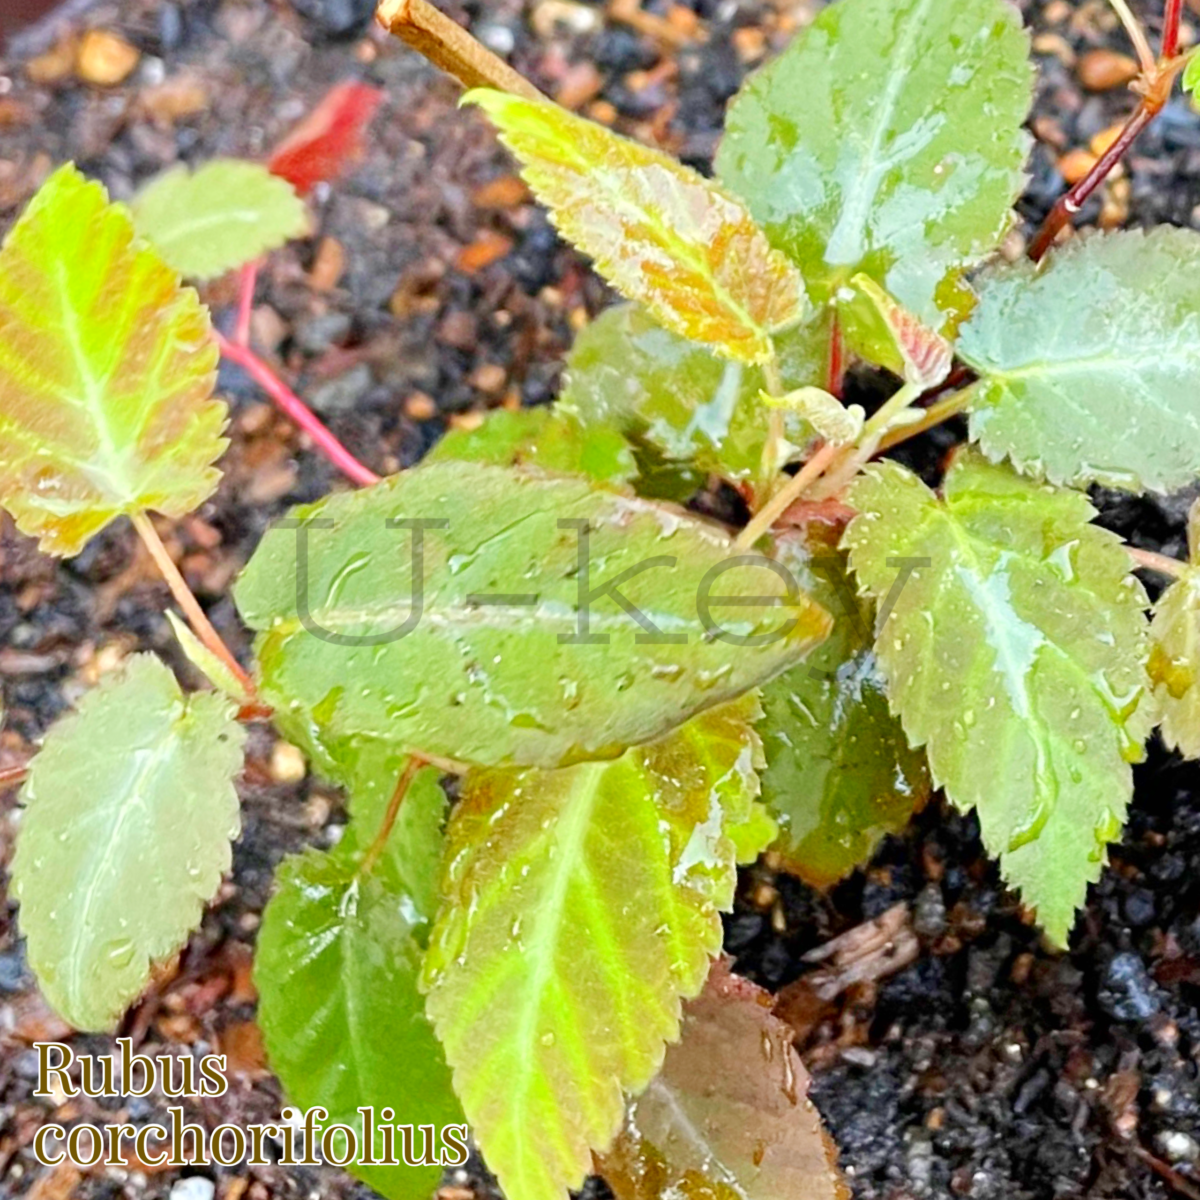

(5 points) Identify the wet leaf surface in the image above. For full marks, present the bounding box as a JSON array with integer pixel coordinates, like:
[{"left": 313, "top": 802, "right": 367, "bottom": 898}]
[
  {"left": 845, "top": 453, "right": 1152, "bottom": 945},
  {"left": 12, "top": 655, "right": 245, "bottom": 1030},
  {"left": 467, "top": 89, "right": 806, "bottom": 364},
  {"left": 255, "top": 771, "right": 461, "bottom": 1200},
  {"left": 558, "top": 303, "right": 827, "bottom": 485},
  {"left": 760, "top": 531, "right": 930, "bottom": 888},
  {"left": 426, "top": 404, "right": 636, "bottom": 485},
  {"left": 422, "top": 698, "right": 773, "bottom": 1200},
  {"left": 131, "top": 158, "right": 310, "bottom": 280},
  {"left": 597, "top": 959, "right": 847, "bottom": 1200},
  {"left": 236, "top": 461, "right": 830, "bottom": 769},
  {"left": 0, "top": 164, "right": 228, "bottom": 555},
  {"left": 960, "top": 228, "right": 1200, "bottom": 493},
  {"left": 716, "top": 0, "right": 1031, "bottom": 339}
]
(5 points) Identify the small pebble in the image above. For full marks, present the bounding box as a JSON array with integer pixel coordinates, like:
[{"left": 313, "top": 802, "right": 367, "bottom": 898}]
[
  {"left": 308, "top": 362, "right": 372, "bottom": 415},
  {"left": 1078, "top": 49, "right": 1139, "bottom": 92},
  {"left": 1100, "top": 951, "right": 1162, "bottom": 1022},
  {"left": 76, "top": 30, "right": 140, "bottom": 86},
  {"left": 1155, "top": 1131, "right": 1200, "bottom": 1164},
  {"left": 270, "top": 741, "right": 307, "bottom": 785},
  {"left": 169, "top": 1177, "right": 215, "bottom": 1200},
  {"left": 1058, "top": 147, "right": 1098, "bottom": 184}
]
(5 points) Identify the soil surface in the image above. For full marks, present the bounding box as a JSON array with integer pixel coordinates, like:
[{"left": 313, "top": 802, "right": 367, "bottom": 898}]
[{"left": 1, "top": 1, "right": 1199, "bottom": 1199}]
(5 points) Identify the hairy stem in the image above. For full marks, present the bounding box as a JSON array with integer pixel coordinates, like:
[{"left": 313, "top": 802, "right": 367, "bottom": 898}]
[
  {"left": 216, "top": 332, "right": 381, "bottom": 489},
  {"left": 131, "top": 511, "right": 258, "bottom": 699},
  {"left": 1128, "top": 546, "right": 1187, "bottom": 578},
  {"left": 375, "top": 0, "right": 542, "bottom": 98},
  {"left": 736, "top": 440, "right": 842, "bottom": 549},
  {"left": 360, "top": 754, "right": 428, "bottom": 875}
]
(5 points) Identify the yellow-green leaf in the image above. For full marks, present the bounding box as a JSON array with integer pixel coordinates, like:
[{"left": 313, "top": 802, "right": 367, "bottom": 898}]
[
  {"left": 12, "top": 655, "right": 245, "bottom": 1031},
  {"left": 422, "top": 698, "right": 772, "bottom": 1200},
  {"left": 236, "top": 461, "right": 831, "bottom": 770},
  {"left": 558, "top": 303, "right": 828, "bottom": 488},
  {"left": 465, "top": 90, "right": 806, "bottom": 365},
  {"left": 131, "top": 159, "right": 311, "bottom": 281},
  {"left": 0, "top": 165, "right": 229, "bottom": 556},
  {"left": 1149, "top": 569, "right": 1200, "bottom": 759},
  {"left": 425, "top": 404, "right": 636, "bottom": 485},
  {"left": 166, "top": 610, "right": 250, "bottom": 704},
  {"left": 844, "top": 454, "right": 1152, "bottom": 946}
]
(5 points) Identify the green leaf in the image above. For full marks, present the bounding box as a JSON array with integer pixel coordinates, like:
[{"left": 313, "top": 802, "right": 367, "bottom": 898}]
[
  {"left": 844, "top": 454, "right": 1152, "bottom": 946},
  {"left": 959, "top": 228, "right": 1200, "bottom": 493},
  {"left": 465, "top": 90, "right": 806, "bottom": 365},
  {"left": 558, "top": 303, "right": 829, "bottom": 485},
  {"left": 256, "top": 801, "right": 463, "bottom": 1200},
  {"left": 131, "top": 159, "right": 311, "bottom": 281},
  {"left": 166, "top": 610, "right": 250, "bottom": 703},
  {"left": 422, "top": 698, "right": 772, "bottom": 1200},
  {"left": 715, "top": 0, "right": 1031, "bottom": 335},
  {"left": 12, "top": 655, "right": 245, "bottom": 1031},
  {"left": 0, "top": 164, "right": 229, "bottom": 556},
  {"left": 425, "top": 405, "right": 636, "bottom": 485},
  {"left": 1149, "top": 569, "right": 1200, "bottom": 759},
  {"left": 332, "top": 748, "right": 447, "bottom": 916},
  {"left": 760, "top": 531, "right": 930, "bottom": 889},
  {"left": 1183, "top": 52, "right": 1200, "bottom": 96},
  {"left": 236, "top": 460, "right": 831, "bottom": 769},
  {"left": 597, "top": 959, "right": 846, "bottom": 1200}
]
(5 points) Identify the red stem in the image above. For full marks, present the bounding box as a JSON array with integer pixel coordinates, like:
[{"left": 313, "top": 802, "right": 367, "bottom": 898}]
[
  {"left": 1163, "top": 0, "right": 1184, "bottom": 59},
  {"left": 0, "top": 764, "right": 29, "bottom": 791},
  {"left": 1030, "top": 0, "right": 1185, "bottom": 262},
  {"left": 826, "top": 313, "right": 845, "bottom": 399},
  {"left": 235, "top": 261, "right": 259, "bottom": 347},
  {"left": 1029, "top": 105, "right": 1154, "bottom": 261},
  {"left": 216, "top": 332, "right": 381, "bottom": 488}
]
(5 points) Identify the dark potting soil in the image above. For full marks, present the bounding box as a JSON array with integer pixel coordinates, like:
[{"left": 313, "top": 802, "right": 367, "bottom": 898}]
[{"left": 0, "top": 2, "right": 1198, "bottom": 1199}]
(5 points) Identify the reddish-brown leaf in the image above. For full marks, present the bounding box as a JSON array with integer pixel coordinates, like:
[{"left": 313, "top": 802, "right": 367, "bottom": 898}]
[
  {"left": 268, "top": 81, "right": 385, "bottom": 195},
  {"left": 597, "top": 959, "right": 848, "bottom": 1200}
]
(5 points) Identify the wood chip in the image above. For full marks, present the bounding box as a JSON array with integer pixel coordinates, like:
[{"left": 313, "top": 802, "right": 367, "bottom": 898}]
[
  {"left": 800, "top": 902, "right": 920, "bottom": 1001},
  {"left": 456, "top": 230, "right": 515, "bottom": 273},
  {"left": 309, "top": 236, "right": 347, "bottom": 292}
]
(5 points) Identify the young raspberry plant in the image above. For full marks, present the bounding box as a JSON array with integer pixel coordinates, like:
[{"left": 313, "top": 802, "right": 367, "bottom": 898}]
[{"left": 3, "top": 0, "right": 1200, "bottom": 1198}]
